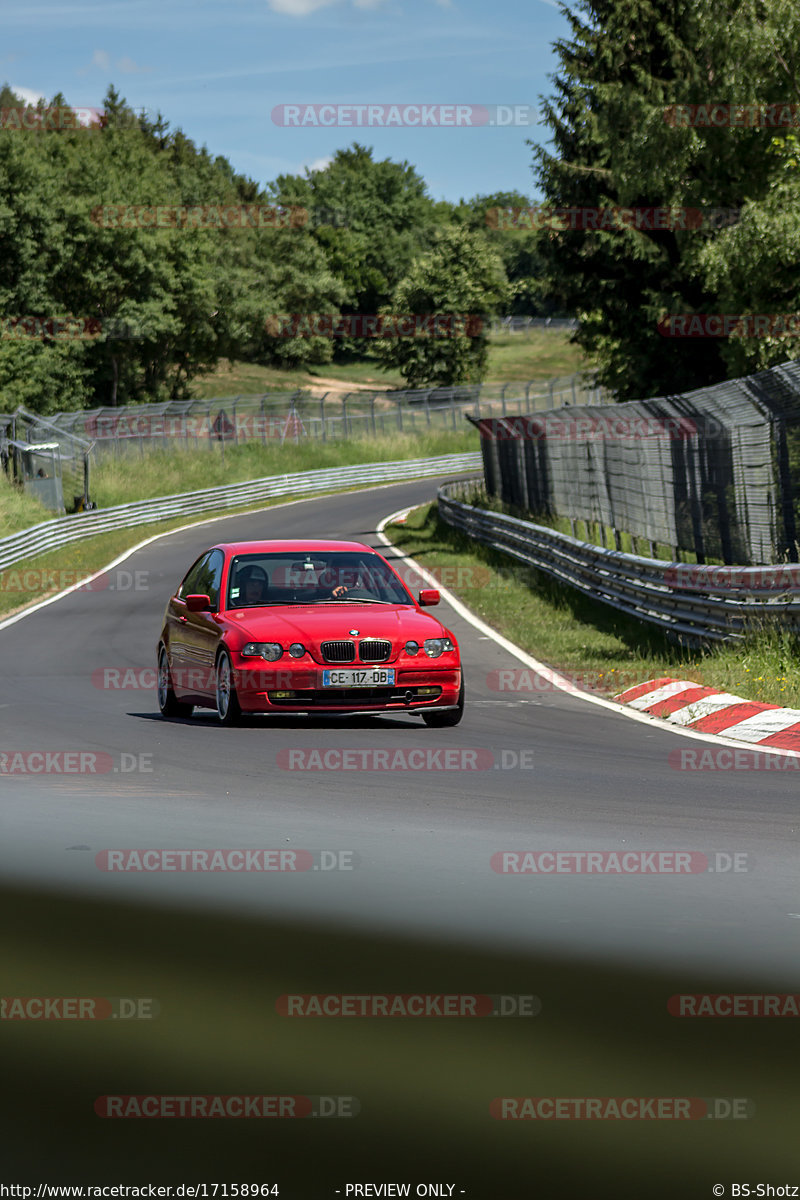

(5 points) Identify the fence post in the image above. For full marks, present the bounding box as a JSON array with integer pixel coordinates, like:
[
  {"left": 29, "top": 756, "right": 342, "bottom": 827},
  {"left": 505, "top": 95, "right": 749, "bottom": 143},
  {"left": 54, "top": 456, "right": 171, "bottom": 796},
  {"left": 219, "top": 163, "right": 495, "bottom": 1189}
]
[{"left": 320, "top": 393, "right": 327, "bottom": 442}]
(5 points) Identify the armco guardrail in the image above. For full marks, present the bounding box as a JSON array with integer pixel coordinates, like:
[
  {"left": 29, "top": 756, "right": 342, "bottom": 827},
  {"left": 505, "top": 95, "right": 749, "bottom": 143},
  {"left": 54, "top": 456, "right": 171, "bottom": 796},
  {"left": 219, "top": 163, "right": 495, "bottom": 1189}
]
[
  {"left": 0, "top": 453, "right": 481, "bottom": 576},
  {"left": 437, "top": 481, "right": 800, "bottom": 643}
]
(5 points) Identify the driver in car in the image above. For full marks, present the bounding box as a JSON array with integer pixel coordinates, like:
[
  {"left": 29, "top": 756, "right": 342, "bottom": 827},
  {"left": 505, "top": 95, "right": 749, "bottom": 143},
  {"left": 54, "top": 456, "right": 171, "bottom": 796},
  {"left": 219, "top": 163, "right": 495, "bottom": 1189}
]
[{"left": 239, "top": 564, "right": 269, "bottom": 606}]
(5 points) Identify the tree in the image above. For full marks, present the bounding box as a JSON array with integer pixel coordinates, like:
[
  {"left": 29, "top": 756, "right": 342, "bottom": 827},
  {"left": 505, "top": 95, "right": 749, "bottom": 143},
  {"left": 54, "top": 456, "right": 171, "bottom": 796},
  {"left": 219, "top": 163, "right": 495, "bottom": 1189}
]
[
  {"left": 268, "top": 144, "right": 443, "bottom": 356},
  {"left": 454, "top": 191, "right": 567, "bottom": 316},
  {"left": 532, "top": 0, "right": 800, "bottom": 399},
  {"left": 373, "top": 226, "right": 509, "bottom": 388}
]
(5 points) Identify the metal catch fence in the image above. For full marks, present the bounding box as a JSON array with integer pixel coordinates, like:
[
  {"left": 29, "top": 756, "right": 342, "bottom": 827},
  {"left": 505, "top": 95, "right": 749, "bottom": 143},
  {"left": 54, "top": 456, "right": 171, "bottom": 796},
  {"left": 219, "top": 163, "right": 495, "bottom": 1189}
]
[
  {"left": 27, "top": 374, "right": 607, "bottom": 459},
  {"left": 471, "top": 359, "right": 800, "bottom": 567}
]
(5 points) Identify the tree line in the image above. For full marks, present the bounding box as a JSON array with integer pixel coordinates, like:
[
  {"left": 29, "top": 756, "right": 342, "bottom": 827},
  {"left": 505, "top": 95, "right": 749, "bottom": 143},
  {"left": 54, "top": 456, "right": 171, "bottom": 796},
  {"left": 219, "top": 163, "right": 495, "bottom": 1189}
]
[
  {"left": 0, "top": 86, "right": 544, "bottom": 413},
  {"left": 3, "top": 0, "right": 800, "bottom": 413}
]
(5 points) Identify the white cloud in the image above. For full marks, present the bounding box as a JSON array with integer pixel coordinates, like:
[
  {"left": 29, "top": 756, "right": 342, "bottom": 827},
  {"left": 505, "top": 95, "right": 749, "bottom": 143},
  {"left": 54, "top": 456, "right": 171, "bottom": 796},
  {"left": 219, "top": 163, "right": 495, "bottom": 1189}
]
[
  {"left": 304, "top": 155, "right": 333, "bottom": 172},
  {"left": 117, "top": 55, "right": 152, "bottom": 74},
  {"left": 91, "top": 49, "right": 111, "bottom": 71},
  {"left": 268, "top": 0, "right": 339, "bottom": 14},
  {"left": 9, "top": 85, "right": 47, "bottom": 106},
  {"left": 268, "top": 0, "right": 390, "bottom": 13}
]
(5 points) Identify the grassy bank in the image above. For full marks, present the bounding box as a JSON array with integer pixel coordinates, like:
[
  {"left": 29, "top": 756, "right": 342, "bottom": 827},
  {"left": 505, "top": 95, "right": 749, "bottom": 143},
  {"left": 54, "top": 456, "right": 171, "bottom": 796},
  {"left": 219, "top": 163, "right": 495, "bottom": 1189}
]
[
  {"left": 0, "top": 430, "right": 478, "bottom": 538},
  {"left": 190, "top": 329, "right": 586, "bottom": 397},
  {"left": 385, "top": 502, "right": 800, "bottom": 709},
  {"left": 89, "top": 429, "right": 477, "bottom": 508}
]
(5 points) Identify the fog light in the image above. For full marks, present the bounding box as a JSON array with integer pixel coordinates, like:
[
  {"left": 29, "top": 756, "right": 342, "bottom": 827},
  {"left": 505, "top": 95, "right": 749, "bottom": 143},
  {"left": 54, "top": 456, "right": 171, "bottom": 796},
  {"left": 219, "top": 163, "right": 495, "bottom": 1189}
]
[
  {"left": 418, "top": 687, "right": 439, "bottom": 695},
  {"left": 269, "top": 690, "right": 296, "bottom": 699}
]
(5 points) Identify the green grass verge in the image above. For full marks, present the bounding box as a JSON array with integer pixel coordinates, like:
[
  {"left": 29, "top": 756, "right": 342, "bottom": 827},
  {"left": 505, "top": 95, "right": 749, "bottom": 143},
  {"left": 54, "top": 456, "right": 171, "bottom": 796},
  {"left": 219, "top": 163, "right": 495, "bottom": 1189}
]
[
  {"left": 0, "top": 469, "right": 56, "bottom": 536},
  {"left": 385, "top": 502, "right": 800, "bottom": 709}
]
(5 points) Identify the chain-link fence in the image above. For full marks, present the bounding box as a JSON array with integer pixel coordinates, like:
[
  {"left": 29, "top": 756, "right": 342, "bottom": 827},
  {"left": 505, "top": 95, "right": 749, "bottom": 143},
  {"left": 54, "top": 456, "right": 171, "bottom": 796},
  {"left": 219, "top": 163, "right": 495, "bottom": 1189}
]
[
  {"left": 472, "top": 359, "right": 800, "bottom": 567},
  {"left": 0, "top": 408, "right": 93, "bottom": 513},
  {"left": 489, "top": 317, "right": 579, "bottom": 334},
  {"left": 32, "top": 374, "right": 607, "bottom": 459}
]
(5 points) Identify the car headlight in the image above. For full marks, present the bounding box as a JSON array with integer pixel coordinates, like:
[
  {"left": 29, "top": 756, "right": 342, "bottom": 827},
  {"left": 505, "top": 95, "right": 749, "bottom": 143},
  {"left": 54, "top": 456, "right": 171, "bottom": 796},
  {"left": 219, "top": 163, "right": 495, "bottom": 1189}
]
[
  {"left": 241, "top": 642, "right": 283, "bottom": 661},
  {"left": 423, "top": 637, "right": 455, "bottom": 658},
  {"left": 288, "top": 643, "right": 306, "bottom": 658},
  {"left": 404, "top": 640, "right": 420, "bottom": 656}
]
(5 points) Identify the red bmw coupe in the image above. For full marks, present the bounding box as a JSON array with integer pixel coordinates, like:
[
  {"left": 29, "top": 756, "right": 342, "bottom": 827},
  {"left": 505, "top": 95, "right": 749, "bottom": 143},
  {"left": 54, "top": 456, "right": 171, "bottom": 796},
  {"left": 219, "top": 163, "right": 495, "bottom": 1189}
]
[{"left": 157, "top": 540, "right": 464, "bottom": 726}]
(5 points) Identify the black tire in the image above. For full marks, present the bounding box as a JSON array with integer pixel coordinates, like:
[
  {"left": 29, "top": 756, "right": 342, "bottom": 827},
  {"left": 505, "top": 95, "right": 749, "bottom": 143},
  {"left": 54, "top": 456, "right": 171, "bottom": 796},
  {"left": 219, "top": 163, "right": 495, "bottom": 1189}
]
[
  {"left": 157, "top": 646, "right": 194, "bottom": 719},
  {"left": 215, "top": 648, "right": 243, "bottom": 726},
  {"left": 422, "top": 677, "right": 465, "bottom": 728}
]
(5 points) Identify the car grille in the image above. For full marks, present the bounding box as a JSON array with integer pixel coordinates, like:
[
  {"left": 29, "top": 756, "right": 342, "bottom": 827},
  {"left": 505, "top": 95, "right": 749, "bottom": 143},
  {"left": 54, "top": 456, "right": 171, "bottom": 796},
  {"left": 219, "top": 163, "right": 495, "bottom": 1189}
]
[
  {"left": 321, "top": 640, "right": 355, "bottom": 663},
  {"left": 358, "top": 640, "right": 391, "bottom": 663}
]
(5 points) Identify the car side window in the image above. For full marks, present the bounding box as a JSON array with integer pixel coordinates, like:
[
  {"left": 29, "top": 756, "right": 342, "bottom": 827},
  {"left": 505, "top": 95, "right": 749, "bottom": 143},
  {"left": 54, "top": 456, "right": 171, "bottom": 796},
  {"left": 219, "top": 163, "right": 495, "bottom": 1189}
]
[
  {"left": 179, "top": 553, "right": 211, "bottom": 599},
  {"left": 201, "top": 550, "right": 224, "bottom": 610},
  {"left": 179, "top": 550, "right": 223, "bottom": 609}
]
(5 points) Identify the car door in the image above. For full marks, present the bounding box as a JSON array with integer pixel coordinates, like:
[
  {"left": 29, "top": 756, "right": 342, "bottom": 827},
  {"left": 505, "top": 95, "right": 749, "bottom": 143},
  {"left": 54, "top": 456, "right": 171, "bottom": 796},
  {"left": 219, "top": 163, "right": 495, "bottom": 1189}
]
[
  {"left": 168, "top": 551, "right": 219, "bottom": 698},
  {"left": 178, "top": 549, "right": 225, "bottom": 700}
]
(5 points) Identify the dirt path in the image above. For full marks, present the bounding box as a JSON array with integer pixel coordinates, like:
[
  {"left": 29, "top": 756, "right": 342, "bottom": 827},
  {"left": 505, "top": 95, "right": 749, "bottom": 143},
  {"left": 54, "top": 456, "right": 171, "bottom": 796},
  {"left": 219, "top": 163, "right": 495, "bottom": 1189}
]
[{"left": 302, "top": 375, "right": 393, "bottom": 396}]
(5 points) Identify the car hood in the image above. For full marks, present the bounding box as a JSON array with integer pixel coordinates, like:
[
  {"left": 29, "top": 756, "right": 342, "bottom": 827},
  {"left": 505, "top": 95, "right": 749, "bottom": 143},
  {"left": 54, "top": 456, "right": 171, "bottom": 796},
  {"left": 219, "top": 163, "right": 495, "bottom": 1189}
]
[{"left": 224, "top": 604, "right": 451, "bottom": 647}]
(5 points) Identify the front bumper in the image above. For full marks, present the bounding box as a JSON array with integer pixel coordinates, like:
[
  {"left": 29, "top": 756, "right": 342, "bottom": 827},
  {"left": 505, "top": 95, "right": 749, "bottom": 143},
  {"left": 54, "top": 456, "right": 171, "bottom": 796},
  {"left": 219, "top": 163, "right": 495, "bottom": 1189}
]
[{"left": 233, "top": 663, "right": 461, "bottom": 714}]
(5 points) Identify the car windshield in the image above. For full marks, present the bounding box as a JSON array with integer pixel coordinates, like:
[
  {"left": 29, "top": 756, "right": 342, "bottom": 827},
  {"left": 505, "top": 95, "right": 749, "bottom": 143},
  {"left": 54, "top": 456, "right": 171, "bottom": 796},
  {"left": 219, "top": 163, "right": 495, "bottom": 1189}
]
[{"left": 226, "top": 551, "right": 415, "bottom": 609}]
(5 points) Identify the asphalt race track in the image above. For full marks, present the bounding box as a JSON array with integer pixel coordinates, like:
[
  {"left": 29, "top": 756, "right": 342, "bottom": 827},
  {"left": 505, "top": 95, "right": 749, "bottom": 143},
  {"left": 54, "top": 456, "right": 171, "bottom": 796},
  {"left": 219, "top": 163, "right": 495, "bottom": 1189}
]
[{"left": 2, "top": 476, "right": 799, "bottom": 1196}]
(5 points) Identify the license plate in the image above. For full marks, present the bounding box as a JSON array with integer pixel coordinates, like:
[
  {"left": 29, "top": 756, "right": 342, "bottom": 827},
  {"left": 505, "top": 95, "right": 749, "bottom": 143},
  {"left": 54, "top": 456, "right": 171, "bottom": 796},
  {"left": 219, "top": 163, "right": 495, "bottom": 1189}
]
[{"left": 322, "top": 668, "right": 395, "bottom": 687}]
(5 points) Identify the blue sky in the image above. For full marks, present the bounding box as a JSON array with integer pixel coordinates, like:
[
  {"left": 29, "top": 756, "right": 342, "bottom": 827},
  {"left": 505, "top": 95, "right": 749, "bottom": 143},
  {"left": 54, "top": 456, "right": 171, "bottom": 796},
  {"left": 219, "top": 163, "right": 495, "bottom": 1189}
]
[{"left": 1, "top": 0, "right": 570, "bottom": 203}]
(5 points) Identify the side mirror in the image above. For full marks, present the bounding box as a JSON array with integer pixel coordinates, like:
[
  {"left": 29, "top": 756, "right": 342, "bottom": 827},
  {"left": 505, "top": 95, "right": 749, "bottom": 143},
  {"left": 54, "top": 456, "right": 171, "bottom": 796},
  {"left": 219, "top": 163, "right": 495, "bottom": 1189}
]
[
  {"left": 185, "top": 593, "right": 212, "bottom": 613},
  {"left": 418, "top": 589, "right": 440, "bottom": 607}
]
